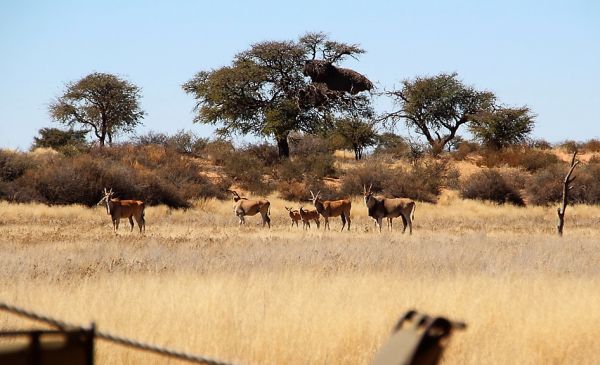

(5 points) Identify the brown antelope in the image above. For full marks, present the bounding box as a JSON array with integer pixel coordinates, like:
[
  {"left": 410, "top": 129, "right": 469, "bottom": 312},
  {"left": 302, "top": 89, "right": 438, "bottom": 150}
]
[
  {"left": 285, "top": 206, "right": 302, "bottom": 228},
  {"left": 363, "top": 184, "right": 416, "bottom": 234},
  {"left": 227, "top": 189, "right": 271, "bottom": 228},
  {"left": 97, "top": 188, "right": 145, "bottom": 233},
  {"left": 298, "top": 206, "right": 320, "bottom": 230},
  {"left": 310, "top": 190, "right": 352, "bottom": 231}
]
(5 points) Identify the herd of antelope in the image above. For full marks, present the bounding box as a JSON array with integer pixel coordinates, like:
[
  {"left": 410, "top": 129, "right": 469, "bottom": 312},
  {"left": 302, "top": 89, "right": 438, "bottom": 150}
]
[{"left": 97, "top": 186, "right": 416, "bottom": 234}]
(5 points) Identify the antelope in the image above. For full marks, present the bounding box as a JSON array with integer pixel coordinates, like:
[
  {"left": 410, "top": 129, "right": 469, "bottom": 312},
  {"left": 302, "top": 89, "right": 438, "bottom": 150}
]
[
  {"left": 285, "top": 206, "right": 302, "bottom": 228},
  {"left": 227, "top": 189, "right": 271, "bottom": 228},
  {"left": 310, "top": 190, "right": 352, "bottom": 231},
  {"left": 298, "top": 206, "right": 320, "bottom": 230},
  {"left": 97, "top": 188, "right": 145, "bottom": 233},
  {"left": 363, "top": 184, "right": 416, "bottom": 234}
]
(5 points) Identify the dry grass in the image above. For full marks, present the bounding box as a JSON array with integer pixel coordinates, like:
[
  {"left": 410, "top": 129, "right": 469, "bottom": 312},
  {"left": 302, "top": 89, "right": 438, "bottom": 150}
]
[{"left": 1, "top": 196, "right": 600, "bottom": 364}]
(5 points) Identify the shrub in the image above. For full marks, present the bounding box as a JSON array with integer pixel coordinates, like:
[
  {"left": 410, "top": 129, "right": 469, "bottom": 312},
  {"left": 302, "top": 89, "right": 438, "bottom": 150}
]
[
  {"left": 289, "top": 133, "right": 332, "bottom": 157},
  {"left": 526, "top": 164, "right": 566, "bottom": 205},
  {"left": 242, "top": 143, "right": 280, "bottom": 166},
  {"left": 202, "top": 139, "right": 235, "bottom": 165},
  {"left": 339, "top": 161, "right": 396, "bottom": 197},
  {"left": 451, "top": 140, "right": 480, "bottom": 161},
  {"left": 222, "top": 151, "right": 273, "bottom": 195},
  {"left": 559, "top": 140, "right": 580, "bottom": 153},
  {"left": 528, "top": 139, "right": 552, "bottom": 150},
  {"left": 460, "top": 169, "right": 525, "bottom": 206},
  {"left": 478, "top": 147, "right": 559, "bottom": 172},
  {"left": 276, "top": 153, "right": 336, "bottom": 182},
  {"left": 527, "top": 163, "right": 600, "bottom": 205},
  {"left": 0, "top": 150, "right": 34, "bottom": 182},
  {"left": 374, "top": 133, "right": 411, "bottom": 158},
  {"left": 24, "top": 155, "right": 189, "bottom": 208},
  {"left": 339, "top": 160, "right": 448, "bottom": 203},
  {"left": 134, "top": 130, "right": 208, "bottom": 156},
  {"left": 581, "top": 139, "right": 600, "bottom": 153}
]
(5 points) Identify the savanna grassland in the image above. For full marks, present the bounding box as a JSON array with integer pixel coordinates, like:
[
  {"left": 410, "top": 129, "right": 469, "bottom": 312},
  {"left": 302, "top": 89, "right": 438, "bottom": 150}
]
[{"left": 1, "top": 193, "right": 600, "bottom": 364}]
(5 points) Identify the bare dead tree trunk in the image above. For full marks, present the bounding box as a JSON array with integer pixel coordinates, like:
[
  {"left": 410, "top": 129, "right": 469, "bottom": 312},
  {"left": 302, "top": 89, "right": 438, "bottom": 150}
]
[{"left": 557, "top": 151, "right": 580, "bottom": 236}]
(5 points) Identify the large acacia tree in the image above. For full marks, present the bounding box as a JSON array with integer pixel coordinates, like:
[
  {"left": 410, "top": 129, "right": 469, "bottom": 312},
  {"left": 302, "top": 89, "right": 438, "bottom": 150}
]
[
  {"left": 49, "top": 72, "right": 145, "bottom": 147},
  {"left": 182, "top": 32, "right": 371, "bottom": 157},
  {"left": 382, "top": 73, "right": 495, "bottom": 155}
]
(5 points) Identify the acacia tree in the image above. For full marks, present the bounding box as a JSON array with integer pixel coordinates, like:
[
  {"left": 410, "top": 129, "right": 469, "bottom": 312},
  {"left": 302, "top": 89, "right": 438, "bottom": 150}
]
[
  {"left": 382, "top": 73, "right": 495, "bottom": 155},
  {"left": 331, "top": 117, "right": 378, "bottom": 160},
  {"left": 469, "top": 106, "right": 535, "bottom": 149},
  {"left": 49, "top": 73, "right": 145, "bottom": 147},
  {"left": 182, "top": 32, "right": 371, "bottom": 158}
]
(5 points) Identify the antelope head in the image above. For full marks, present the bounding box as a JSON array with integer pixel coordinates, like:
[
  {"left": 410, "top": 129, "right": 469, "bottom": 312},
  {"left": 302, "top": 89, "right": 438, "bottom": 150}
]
[
  {"left": 98, "top": 188, "right": 114, "bottom": 214},
  {"left": 309, "top": 190, "right": 321, "bottom": 205},
  {"left": 363, "top": 183, "right": 374, "bottom": 205},
  {"left": 226, "top": 189, "right": 242, "bottom": 202}
]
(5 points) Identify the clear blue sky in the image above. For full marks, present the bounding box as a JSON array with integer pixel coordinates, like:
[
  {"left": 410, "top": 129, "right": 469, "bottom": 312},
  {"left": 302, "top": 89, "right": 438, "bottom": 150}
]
[{"left": 1, "top": 0, "right": 599, "bottom": 150}]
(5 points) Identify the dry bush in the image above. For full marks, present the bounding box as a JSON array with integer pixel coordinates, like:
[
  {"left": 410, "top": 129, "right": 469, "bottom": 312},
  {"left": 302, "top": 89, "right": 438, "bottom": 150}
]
[
  {"left": 460, "top": 169, "right": 525, "bottom": 206},
  {"left": 478, "top": 147, "right": 559, "bottom": 172},
  {"left": 242, "top": 143, "right": 280, "bottom": 166},
  {"left": 558, "top": 140, "right": 580, "bottom": 153},
  {"left": 222, "top": 151, "right": 273, "bottom": 195},
  {"left": 23, "top": 154, "right": 189, "bottom": 208},
  {"left": 588, "top": 155, "right": 600, "bottom": 164},
  {"left": 580, "top": 139, "right": 600, "bottom": 153},
  {"left": 289, "top": 133, "right": 332, "bottom": 157},
  {"left": 526, "top": 164, "right": 566, "bottom": 205},
  {"left": 134, "top": 130, "right": 209, "bottom": 157},
  {"left": 572, "top": 164, "right": 600, "bottom": 205},
  {"left": 451, "top": 140, "right": 480, "bottom": 160},
  {"left": 526, "top": 163, "right": 600, "bottom": 206},
  {"left": 276, "top": 154, "right": 336, "bottom": 181},
  {"left": 202, "top": 139, "right": 235, "bottom": 165},
  {"left": 0, "top": 150, "right": 35, "bottom": 182},
  {"left": 373, "top": 133, "right": 411, "bottom": 159},
  {"left": 338, "top": 160, "right": 396, "bottom": 196},
  {"left": 528, "top": 139, "right": 553, "bottom": 150},
  {"left": 339, "top": 160, "right": 449, "bottom": 202}
]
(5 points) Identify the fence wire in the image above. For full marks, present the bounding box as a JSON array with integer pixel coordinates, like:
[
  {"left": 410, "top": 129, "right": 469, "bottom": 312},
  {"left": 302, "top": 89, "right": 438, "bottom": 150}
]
[{"left": 0, "top": 301, "right": 242, "bottom": 365}]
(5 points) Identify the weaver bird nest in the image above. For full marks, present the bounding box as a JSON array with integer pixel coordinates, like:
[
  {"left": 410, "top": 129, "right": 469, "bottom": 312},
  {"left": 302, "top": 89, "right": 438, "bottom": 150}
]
[{"left": 303, "top": 60, "right": 373, "bottom": 95}]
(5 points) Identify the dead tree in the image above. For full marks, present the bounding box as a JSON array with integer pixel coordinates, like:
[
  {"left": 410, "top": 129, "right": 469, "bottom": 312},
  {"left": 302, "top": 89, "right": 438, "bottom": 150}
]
[{"left": 557, "top": 151, "right": 580, "bottom": 236}]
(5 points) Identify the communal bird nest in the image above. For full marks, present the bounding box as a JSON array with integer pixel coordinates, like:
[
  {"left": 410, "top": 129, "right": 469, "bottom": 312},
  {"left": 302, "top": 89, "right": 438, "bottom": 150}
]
[{"left": 303, "top": 60, "right": 373, "bottom": 95}]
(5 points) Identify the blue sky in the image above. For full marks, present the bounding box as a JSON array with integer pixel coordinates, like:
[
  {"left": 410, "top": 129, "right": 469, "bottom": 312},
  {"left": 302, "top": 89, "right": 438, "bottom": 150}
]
[{"left": 1, "top": 0, "right": 599, "bottom": 150}]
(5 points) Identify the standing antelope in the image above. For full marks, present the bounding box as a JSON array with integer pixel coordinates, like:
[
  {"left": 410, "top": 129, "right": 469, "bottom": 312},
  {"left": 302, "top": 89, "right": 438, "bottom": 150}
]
[
  {"left": 97, "top": 188, "right": 145, "bottom": 233},
  {"left": 298, "top": 206, "right": 320, "bottom": 230},
  {"left": 310, "top": 190, "right": 352, "bottom": 231},
  {"left": 227, "top": 189, "right": 271, "bottom": 228},
  {"left": 285, "top": 206, "right": 302, "bottom": 228},
  {"left": 363, "top": 184, "right": 416, "bottom": 234}
]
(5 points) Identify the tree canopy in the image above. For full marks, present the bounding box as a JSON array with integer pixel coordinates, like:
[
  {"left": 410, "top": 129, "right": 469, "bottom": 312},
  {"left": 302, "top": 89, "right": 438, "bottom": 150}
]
[
  {"left": 32, "top": 127, "right": 88, "bottom": 151},
  {"left": 469, "top": 106, "right": 535, "bottom": 149},
  {"left": 330, "top": 117, "right": 378, "bottom": 160},
  {"left": 382, "top": 73, "right": 495, "bottom": 155},
  {"left": 49, "top": 72, "right": 145, "bottom": 147},
  {"left": 182, "top": 32, "right": 372, "bottom": 157}
]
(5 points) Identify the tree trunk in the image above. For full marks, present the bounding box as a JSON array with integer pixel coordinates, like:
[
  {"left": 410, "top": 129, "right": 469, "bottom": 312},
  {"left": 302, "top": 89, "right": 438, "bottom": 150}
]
[
  {"left": 557, "top": 152, "right": 580, "bottom": 236},
  {"left": 276, "top": 135, "right": 290, "bottom": 158}
]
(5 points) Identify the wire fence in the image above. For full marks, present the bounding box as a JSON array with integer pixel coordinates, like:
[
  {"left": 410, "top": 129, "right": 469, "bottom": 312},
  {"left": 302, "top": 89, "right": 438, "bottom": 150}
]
[{"left": 0, "top": 301, "right": 242, "bottom": 365}]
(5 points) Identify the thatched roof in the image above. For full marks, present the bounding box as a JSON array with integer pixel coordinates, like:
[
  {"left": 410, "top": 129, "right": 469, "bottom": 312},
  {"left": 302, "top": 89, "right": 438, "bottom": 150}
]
[{"left": 303, "top": 60, "right": 373, "bottom": 95}]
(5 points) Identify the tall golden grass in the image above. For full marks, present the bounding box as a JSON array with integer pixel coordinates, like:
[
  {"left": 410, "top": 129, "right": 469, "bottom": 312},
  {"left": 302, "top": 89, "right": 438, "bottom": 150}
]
[{"left": 1, "top": 195, "right": 599, "bottom": 364}]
